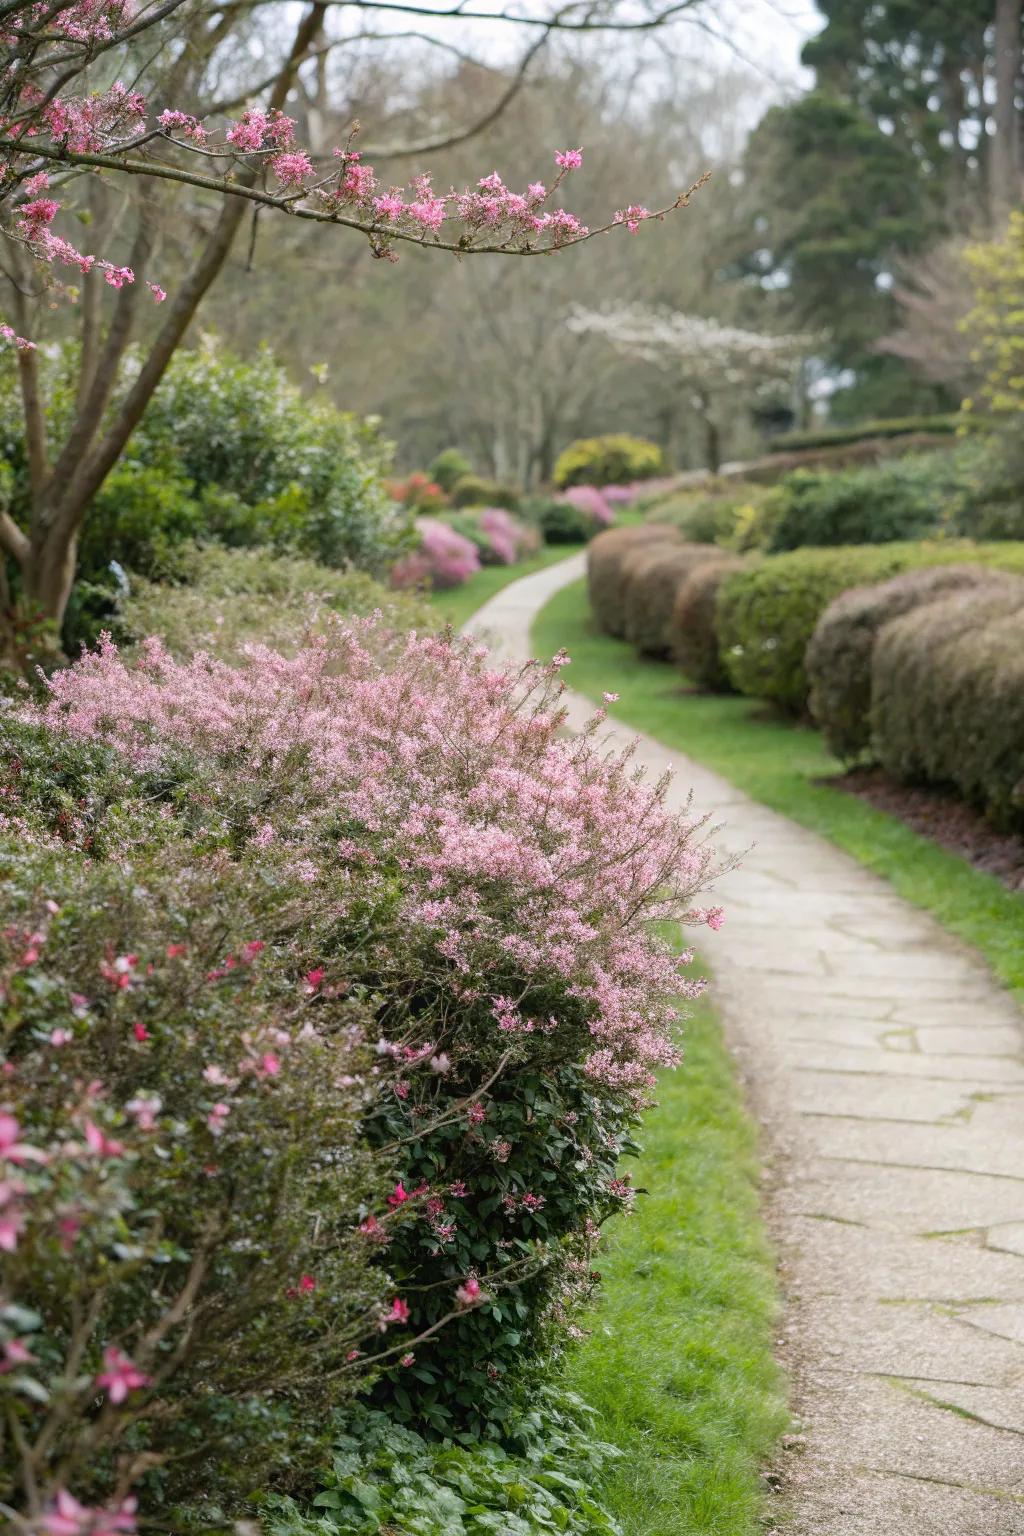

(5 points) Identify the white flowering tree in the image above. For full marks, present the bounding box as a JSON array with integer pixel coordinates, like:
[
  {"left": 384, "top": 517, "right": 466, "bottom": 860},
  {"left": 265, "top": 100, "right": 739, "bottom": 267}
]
[
  {"left": 0, "top": 0, "right": 714, "bottom": 646},
  {"left": 566, "top": 302, "right": 810, "bottom": 468}
]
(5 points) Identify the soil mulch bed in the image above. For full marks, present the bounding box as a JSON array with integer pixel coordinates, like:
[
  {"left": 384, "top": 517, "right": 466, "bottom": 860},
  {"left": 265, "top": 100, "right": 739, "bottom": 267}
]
[{"left": 829, "top": 767, "right": 1024, "bottom": 894}]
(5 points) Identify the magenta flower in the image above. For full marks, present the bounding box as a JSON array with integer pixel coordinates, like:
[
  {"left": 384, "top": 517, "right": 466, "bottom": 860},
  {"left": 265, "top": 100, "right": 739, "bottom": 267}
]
[
  {"left": 207, "top": 1102, "right": 230, "bottom": 1136},
  {"left": 387, "top": 1296, "right": 410, "bottom": 1324},
  {"left": 0, "top": 1112, "right": 47, "bottom": 1165},
  {"left": 455, "top": 1274, "right": 483, "bottom": 1307},
  {"left": 387, "top": 1181, "right": 409, "bottom": 1207},
  {"left": 96, "top": 1345, "right": 151, "bottom": 1404},
  {"left": 555, "top": 148, "right": 583, "bottom": 170}
]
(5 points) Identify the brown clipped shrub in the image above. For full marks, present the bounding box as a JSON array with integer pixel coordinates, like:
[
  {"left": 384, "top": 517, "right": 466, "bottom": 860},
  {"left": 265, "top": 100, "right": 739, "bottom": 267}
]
[
  {"left": 669, "top": 554, "right": 747, "bottom": 690},
  {"left": 586, "top": 523, "right": 680, "bottom": 637},
  {"left": 806, "top": 564, "right": 1007, "bottom": 764},
  {"left": 871, "top": 582, "right": 1024, "bottom": 826},
  {"left": 622, "top": 543, "right": 723, "bottom": 657}
]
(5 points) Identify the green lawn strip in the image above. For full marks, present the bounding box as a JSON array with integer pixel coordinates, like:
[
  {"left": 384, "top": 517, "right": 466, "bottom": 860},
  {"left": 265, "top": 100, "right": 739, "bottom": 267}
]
[
  {"left": 532, "top": 579, "right": 1024, "bottom": 1003},
  {"left": 426, "top": 543, "right": 577, "bottom": 630},
  {"left": 567, "top": 949, "right": 787, "bottom": 1536}
]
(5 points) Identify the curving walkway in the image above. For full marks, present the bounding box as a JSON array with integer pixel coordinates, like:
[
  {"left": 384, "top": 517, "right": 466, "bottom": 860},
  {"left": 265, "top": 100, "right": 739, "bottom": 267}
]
[{"left": 467, "top": 554, "right": 1024, "bottom": 1536}]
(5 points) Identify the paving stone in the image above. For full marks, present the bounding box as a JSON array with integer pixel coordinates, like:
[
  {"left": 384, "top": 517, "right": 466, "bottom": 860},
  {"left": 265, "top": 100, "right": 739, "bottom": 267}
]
[{"left": 472, "top": 559, "right": 1024, "bottom": 1536}]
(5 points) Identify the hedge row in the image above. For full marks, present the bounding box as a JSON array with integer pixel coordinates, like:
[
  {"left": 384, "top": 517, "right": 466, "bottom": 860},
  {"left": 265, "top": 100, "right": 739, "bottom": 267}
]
[{"left": 767, "top": 414, "right": 961, "bottom": 454}]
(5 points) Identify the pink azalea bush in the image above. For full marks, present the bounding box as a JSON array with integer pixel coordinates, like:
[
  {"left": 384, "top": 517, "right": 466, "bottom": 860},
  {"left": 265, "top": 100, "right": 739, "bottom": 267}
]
[
  {"left": 558, "top": 485, "right": 615, "bottom": 529},
  {"left": 2, "top": 616, "right": 720, "bottom": 1515},
  {"left": 478, "top": 507, "right": 542, "bottom": 565},
  {"left": 390, "top": 518, "right": 482, "bottom": 590}
]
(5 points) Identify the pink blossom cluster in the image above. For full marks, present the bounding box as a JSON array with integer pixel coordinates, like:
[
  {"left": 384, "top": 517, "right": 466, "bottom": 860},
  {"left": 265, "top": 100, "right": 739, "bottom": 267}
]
[
  {"left": 390, "top": 518, "right": 481, "bottom": 590},
  {"left": 600, "top": 476, "right": 685, "bottom": 507},
  {"left": 32, "top": 621, "right": 719, "bottom": 1095},
  {"left": 559, "top": 484, "right": 615, "bottom": 528},
  {"left": 477, "top": 507, "right": 537, "bottom": 565}
]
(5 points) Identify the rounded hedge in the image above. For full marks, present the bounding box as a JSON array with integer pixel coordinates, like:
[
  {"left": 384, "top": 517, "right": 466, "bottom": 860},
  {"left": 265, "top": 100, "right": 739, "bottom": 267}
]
[
  {"left": 806, "top": 564, "right": 1004, "bottom": 764},
  {"left": 586, "top": 525, "right": 680, "bottom": 638},
  {"left": 669, "top": 554, "right": 747, "bottom": 691},
  {"left": 716, "top": 540, "right": 1024, "bottom": 715},
  {"left": 450, "top": 474, "right": 521, "bottom": 510},
  {"left": 622, "top": 544, "right": 722, "bottom": 658},
  {"left": 871, "top": 583, "right": 1024, "bottom": 827},
  {"left": 554, "top": 434, "right": 663, "bottom": 489}
]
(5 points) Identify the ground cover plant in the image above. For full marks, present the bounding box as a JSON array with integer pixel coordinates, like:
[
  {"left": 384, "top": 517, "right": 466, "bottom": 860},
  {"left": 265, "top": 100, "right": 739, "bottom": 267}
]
[
  {"left": 0, "top": 614, "right": 722, "bottom": 1528},
  {"left": 532, "top": 580, "right": 1024, "bottom": 1003}
]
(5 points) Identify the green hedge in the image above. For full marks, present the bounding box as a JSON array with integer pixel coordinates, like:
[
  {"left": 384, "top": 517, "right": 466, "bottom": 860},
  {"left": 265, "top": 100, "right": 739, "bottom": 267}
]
[
  {"left": 767, "top": 415, "right": 962, "bottom": 454},
  {"left": 621, "top": 543, "right": 722, "bottom": 657},
  {"left": 872, "top": 585, "right": 1024, "bottom": 828},
  {"left": 805, "top": 565, "right": 1005, "bottom": 762},
  {"left": 586, "top": 524, "right": 680, "bottom": 638},
  {"left": 668, "top": 554, "right": 746, "bottom": 691},
  {"left": 764, "top": 453, "right": 963, "bottom": 553},
  {"left": 717, "top": 540, "right": 1024, "bottom": 715}
]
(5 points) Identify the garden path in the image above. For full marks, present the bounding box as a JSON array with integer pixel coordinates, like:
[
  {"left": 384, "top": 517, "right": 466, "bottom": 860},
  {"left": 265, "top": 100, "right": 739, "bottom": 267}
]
[{"left": 467, "top": 552, "right": 1024, "bottom": 1536}]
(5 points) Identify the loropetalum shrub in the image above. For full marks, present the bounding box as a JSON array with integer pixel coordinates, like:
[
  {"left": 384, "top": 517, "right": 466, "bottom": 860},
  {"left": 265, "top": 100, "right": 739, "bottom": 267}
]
[
  {"left": 586, "top": 525, "right": 681, "bottom": 639},
  {"left": 871, "top": 584, "right": 1024, "bottom": 827},
  {"left": 805, "top": 565, "right": 1005, "bottom": 763},
  {"left": 622, "top": 544, "right": 722, "bottom": 658},
  {"left": 553, "top": 435, "right": 663, "bottom": 490},
  {"left": 668, "top": 555, "right": 747, "bottom": 692},
  {"left": 390, "top": 518, "right": 482, "bottom": 590},
  {"left": 113, "top": 543, "right": 434, "bottom": 662},
  {"left": 0, "top": 752, "right": 390, "bottom": 1528},
  {"left": 716, "top": 539, "right": 1024, "bottom": 714},
  {"left": 15, "top": 622, "right": 719, "bottom": 1468}
]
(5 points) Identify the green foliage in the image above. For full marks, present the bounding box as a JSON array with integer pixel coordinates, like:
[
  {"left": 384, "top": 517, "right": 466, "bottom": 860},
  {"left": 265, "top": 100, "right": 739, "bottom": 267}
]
[
  {"left": 525, "top": 496, "right": 597, "bottom": 545},
  {"left": 768, "top": 415, "right": 961, "bottom": 453},
  {"left": 764, "top": 453, "right": 963, "bottom": 553},
  {"left": 668, "top": 556, "right": 747, "bottom": 692},
  {"left": 805, "top": 564, "right": 1002, "bottom": 763},
  {"left": 450, "top": 474, "right": 521, "bottom": 510},
  {"left": 653, "top": 484, "right": 772, "bottom": 549},
  {"left": 113, "top": 543, "right": 433, "bottom": 661},
  {"left": 429, "top": 448, "right": 474, "bottom": 493},
  {"left": 716, "top": 540, "right": 1024, "bottom": 714},
  {"left": 553, "top": 435, "right": 663, "bottom": 490},
  {"left": 266, "top": 1396, "right": 621, "bottom": 1536},
  {"left": 871, "top": 584, "right": 1024, "bottom": 829}
]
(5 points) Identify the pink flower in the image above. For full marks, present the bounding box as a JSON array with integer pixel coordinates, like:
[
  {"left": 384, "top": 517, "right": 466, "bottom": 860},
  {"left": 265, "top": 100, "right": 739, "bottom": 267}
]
[
  {"left": 42, "top": 1491, "right": 137, "bottom": 1536},
  {"left": 614, "top": 204, "right": 650, "bottom": 234},
  {"left": 146, "top": 281, "right": 166, "bottom": 302},
  {"left": 84, "top": 1119, "right": 125, "bottom": 1158},
  {"left": 165, "top": 944, "right": 187, "bottom": 959},
  {"left": 467, "top": 1103, "right": 486, "bottom": 1126},
  {"left": 285, "top": 1273, "right": 316, "bottom": 1298},
  {"left": 96, "top": 1345, "right": 151, "bottom": 1404},
  {"left": 272, "top": 150, "right": 313, "bottom": 188},
  {"left": 0, "top": 1336, "right": 36, "bottom": 1371},
  {"left": 260, "top": 1052, "right": 281, "bottom": 1077},
  {"left": 103, "top": 265, "right": 134, "bottom": 289},
  {"left": 203, "top": 1064, "right": 231, "bottom": 1086},
  {"left": 400, "top": 1351, "right": 415, "bottom": 1366},
  {"left": 387, "top": 1181, "right": 409, "bottom": 1207},
  {"left": 50, "top": 1028, "right": 73, "bottom": 1046},
  {"left": 455, "top": 1274, "right": 483, "bottom": 1307},
  {"left": 386, "top": 1296, "right": 410, "bottom": 1324},
  {"left": 125, "top": 1094, "right": 161, "bottom": 1131},
  {"left": 304, "top": 966, "right": 325, "bottom": 993},
  {"left": 207, "top": 1102, "right": 230, "bottom": 1136},
  {"left": 0, "top": 1205, "right": 24, "bottom": 1252},
  {"left": 602, "top": 691, "right": 619, "bottom": 703},
  {"left": 132, "top": 1022, "right": 150, "bottom": 1042},
  {"left": 372, "top": 192, "right": 406, "bottom": 222},
  {"left": 0, "top": 1113, "right": 47, "bottom": 1165},
  {"left": 226, "top": 108, "right": 268, "bottom": 153},
  {"left": 555, "top": 148, "right": 583, "bottom": 170}
]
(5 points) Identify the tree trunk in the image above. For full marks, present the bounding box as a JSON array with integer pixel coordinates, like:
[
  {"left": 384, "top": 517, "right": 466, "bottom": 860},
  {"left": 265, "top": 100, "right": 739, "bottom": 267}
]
[{"left": 992, "top": 0, "right": 1022, "bottom": 220}]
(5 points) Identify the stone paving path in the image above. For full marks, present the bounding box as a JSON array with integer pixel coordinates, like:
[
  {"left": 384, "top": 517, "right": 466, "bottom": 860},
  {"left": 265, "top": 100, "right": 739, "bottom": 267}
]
[{"left": 468, "top": 553, "right": 1024, "bottom": 1536}]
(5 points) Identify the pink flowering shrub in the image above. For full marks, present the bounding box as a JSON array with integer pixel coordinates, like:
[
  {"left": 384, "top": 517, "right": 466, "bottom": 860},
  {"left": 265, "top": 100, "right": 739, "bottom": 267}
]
[
  {"left": 446, "top": 508, "right": 542, "bottom": 567},
  {"left": 0, "top": 794, "right": 390, "bottom": 1527},
  {"left": 559, "top": 485, "right": 616, "bottom": 529},
  {"left": 390, "top": 518, "right": 482, "bottom": 590},
  {"left": 5, "top": 617, "right": 720, "bottom": 1474}
]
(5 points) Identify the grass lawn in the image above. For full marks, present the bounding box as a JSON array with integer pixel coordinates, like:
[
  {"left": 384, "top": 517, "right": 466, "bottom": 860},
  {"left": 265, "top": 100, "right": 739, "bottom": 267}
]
[
  {"left": 533, "top": 579, "right": 1024, "bottom": 1003},
  {"left": 568, "top": 945, "right": 787, "bottom": 1536},
  {"left": 426, "top": 543, "right": 577, "bottom": 630}
]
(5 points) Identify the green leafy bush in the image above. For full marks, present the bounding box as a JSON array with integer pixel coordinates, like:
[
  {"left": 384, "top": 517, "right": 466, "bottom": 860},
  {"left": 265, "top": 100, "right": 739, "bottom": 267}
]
[
  {"left": 653, "top": 483, "right": 776, "bottom": 551},
  {"left": 586, "top": 525, "right": 681, "bottom": 638},
  {"left": 871, "top": 584, "right": 1024, "bottom": 827},
  {"left": 764, "top": 454, "right": 965, "bottom": 553},
  {"left": 114, "top": 543, "right": 433, "bottom": 661},
  {"left": 668, "top": 555, "right": 747, "bottom": 691},
  {"left": 265, "top": 1396, "right": 621, "bottom": 1536},
  {"left": 524, "top": 495, "right": 596, "bottom": 544},
  {"left": 716, "top": 540, "right": 1024, "bottom": 714},
  {"left": 0, "top": 726, "right": 387, "bottom": 1525},
  {"left": 767, "top": 415, "right": 961, "bottom": 454},
  {"left": 622, "top": 544, "right": 722, "bottom": 658},
  {"left": 450, "top": 474, "right": 521, "bottom": 510},
  {"left": 806, "top": 565, "right": 1003, "bottom": 763},
  {"left": 429, "top": 448, "right": 473, "bottom": 493},
  {"left": 554, "top": 435, "right": 663, "bottom": 490}
]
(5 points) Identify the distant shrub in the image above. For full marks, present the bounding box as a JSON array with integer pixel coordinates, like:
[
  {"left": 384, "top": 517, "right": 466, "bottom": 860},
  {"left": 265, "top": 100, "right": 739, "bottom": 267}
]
[
  {"left": 764, "top": 454, "right": 968, "bottom": 552},
  {"left": 560, "top": 484, "right": 615, "bottom": 528},
  {"left": 622, "top": 544, "right": 722, "bottom": 658},
  {"left": 450, "top": 474, "right": 521, "bottom": 510},
  {"left": 554, "top": 434, "right": 664, "bottom": 489},
  {"left": 387, "top": 471, "right": 448, "bottom": 513},
  {"left": 526, "top": 495, "right": 596, "bottom": 544},
  {"left": 391, "top": 518, "right": 482, "bottom": 589},
  {"left": 872, "top": 584, "right": 1024, "bottom": 827},
  {"left": 115, "top": 544, "right": 432, "bottom": 661},
  {"left": 767, "top": 415, "right": 961, "bottom": 454},
  {"left": 429, "top": 447, "right": 473, "bottom": 493},
  {"left": 806, "top": 565, "right": 1004, "bottom": 763},
  {"left": 654, "top": 483, "right": 773, "bottom": 549},
  {"left": 668, "top": 555, "right": 747, "bottom": 691},
  {"left": 716, "top": 540, "right": 1024, "bottom": 714},
  {"left": 586, "top": 525, "right": 681, "bottom": 638},
  {"left": 446, "top": 508, "right": 539, "bottom": 565},
  {"left": 601, "top": 475, "right": 689, "bottom": 510}
]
